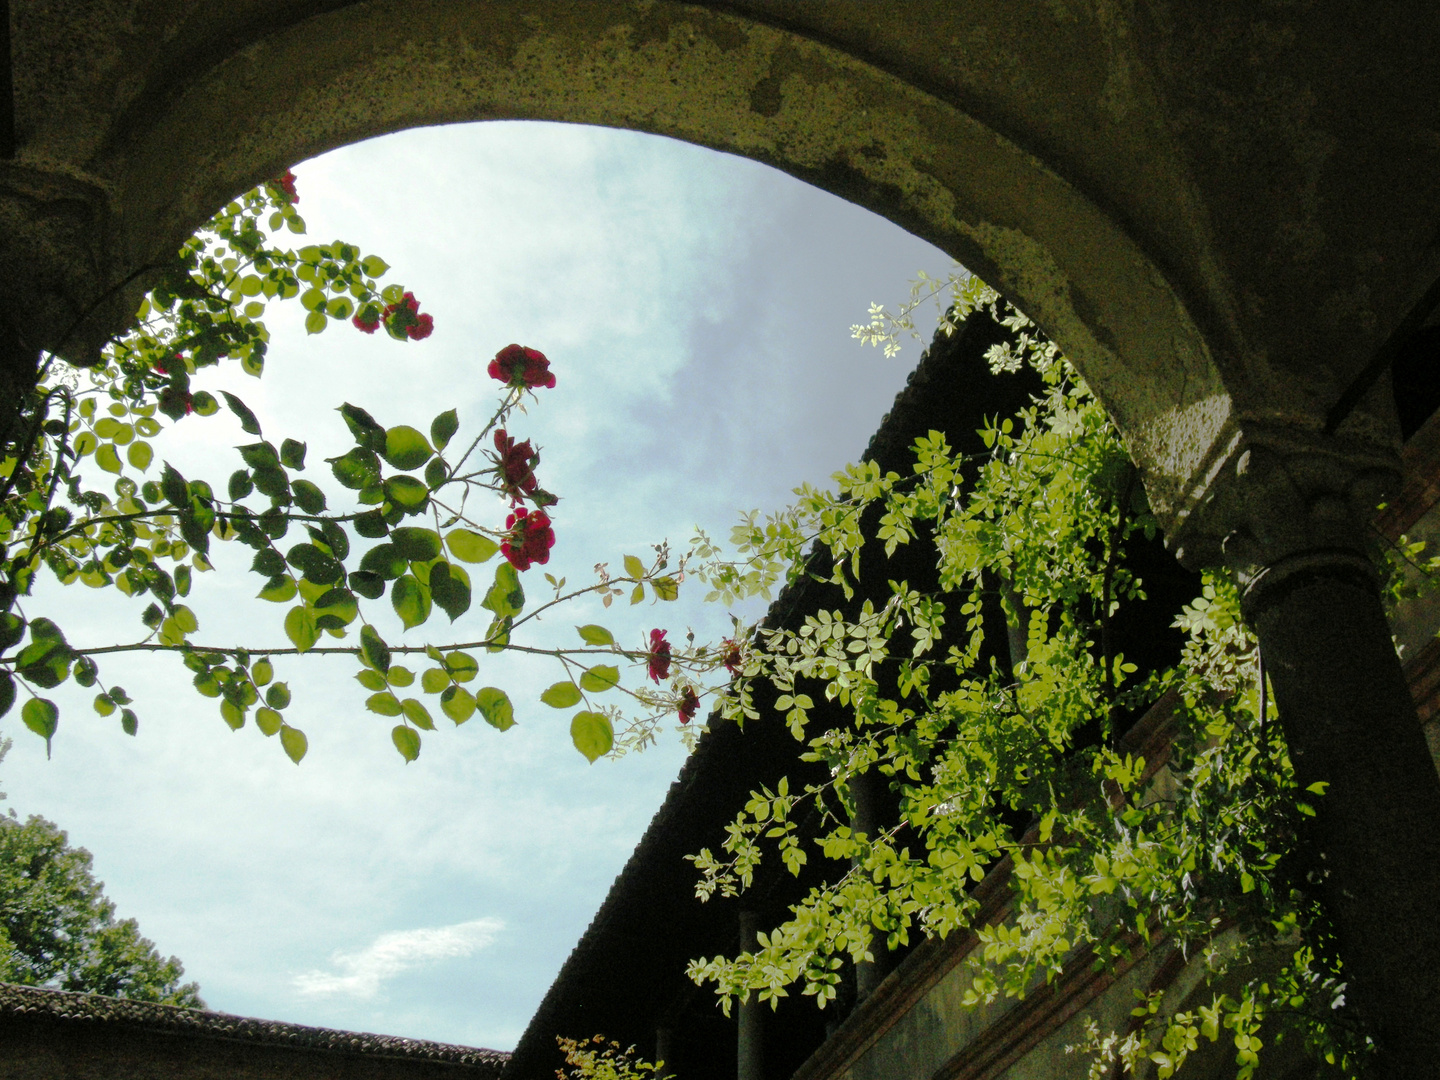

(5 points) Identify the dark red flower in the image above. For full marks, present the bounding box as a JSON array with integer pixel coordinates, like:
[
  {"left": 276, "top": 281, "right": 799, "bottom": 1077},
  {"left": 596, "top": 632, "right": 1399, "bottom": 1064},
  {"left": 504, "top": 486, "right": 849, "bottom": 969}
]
[
  {"left": 493, "top": 429, "right": 539, "bottom": 501},
  {"left": 646, "top": 629, "right": 672, "bottom": 684},
  {"left": 677, "top": 685, "right": 700, "bottom": 724},
  {"left": 488, "top": 344, "right": 555, "bottom": 390},
  {"left": 272, "top": 169, "right": 299, "bottom": 205},
  {"left": 501, "top": 506, "right": 554, "bottom": 571},
  {"left": 352, "top": 306, "right": 381, "bottom": 334},
  {"left": 720, "top": 638, "right": 743, "bottom": 676},
  {"left": 379, "top": 292, "right": 433, "bottom": 341}
]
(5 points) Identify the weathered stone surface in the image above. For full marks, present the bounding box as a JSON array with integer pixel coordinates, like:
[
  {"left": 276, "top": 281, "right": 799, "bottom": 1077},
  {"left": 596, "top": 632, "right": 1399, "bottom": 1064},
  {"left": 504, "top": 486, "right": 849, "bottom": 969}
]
[{"left": 4, "top": 1, "right": 1437, "bottom": 547}]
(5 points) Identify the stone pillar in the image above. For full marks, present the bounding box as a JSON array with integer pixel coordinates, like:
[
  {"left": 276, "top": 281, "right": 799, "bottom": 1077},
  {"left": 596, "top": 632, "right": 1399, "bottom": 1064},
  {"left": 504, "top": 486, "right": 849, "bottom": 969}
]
[
  {"left": 850, "top": 770, "right": 894, "bottom": 1002},
  {"left": 737, "top": 911, "right": 763, "bottom": 1080},
  {"left": 1213, "top": 437, "right": 1440, "bottom": 1073}
]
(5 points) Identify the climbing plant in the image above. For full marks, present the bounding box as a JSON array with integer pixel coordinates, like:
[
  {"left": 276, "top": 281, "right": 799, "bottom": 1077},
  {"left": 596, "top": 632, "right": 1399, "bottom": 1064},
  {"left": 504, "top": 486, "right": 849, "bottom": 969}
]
[
  {"left": 681, "top": 282, "right": 1411, "bottom": 1078},
  {"left": 0, "top": 173, "right": 732, "bottom": 767}
]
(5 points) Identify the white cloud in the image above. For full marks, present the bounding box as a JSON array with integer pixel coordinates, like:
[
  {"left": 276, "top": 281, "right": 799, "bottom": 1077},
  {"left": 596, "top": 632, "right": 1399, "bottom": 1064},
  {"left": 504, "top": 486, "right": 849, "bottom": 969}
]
[{"left": 294, "top": 918, "right": 504, "bottom": 999}]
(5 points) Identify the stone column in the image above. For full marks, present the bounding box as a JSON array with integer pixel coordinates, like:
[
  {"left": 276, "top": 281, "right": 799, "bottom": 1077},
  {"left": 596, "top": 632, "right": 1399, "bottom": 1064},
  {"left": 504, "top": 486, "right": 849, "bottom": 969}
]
[
  {"left": 850, "top": 770, "right": 894, "bottom": 1002},
  {"left": 1213, "top": 436, "right": 1440, "bottom": 1074},
  {"left": 737, "top": 911, "right": 763, "bottom": 1080}
]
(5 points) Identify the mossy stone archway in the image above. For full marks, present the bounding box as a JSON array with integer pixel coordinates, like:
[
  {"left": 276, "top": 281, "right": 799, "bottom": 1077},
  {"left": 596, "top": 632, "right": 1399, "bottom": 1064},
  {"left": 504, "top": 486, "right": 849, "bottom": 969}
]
[
  {"left": 7, "top": 1, "right": 1440, "bottom": 1071},
  {"left": 14, "top": 0, "right": 1401, "bottom": 545}
]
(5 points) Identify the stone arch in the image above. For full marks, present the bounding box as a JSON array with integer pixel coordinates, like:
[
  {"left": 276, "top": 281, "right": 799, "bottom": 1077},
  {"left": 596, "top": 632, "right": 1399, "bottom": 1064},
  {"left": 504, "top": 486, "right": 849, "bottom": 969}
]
[{"left": 12, "top": 1, "right": 1237, "bottom": 538}]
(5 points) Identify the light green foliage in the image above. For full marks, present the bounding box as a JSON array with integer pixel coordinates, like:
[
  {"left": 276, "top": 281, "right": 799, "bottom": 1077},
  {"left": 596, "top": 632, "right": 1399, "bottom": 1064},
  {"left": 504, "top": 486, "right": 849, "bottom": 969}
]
[
  {"left": 556, "top": 1035, "right": 668, "bottom": 1080},
  {"left": 686, "top": 295, "right": 1372, "bottom": 1077},
  {"left": 0, "top": 175, "right": 738, "bottom": 767},
  {"left": 0, "top": 741, "right": 202, "bottom": 1005}
]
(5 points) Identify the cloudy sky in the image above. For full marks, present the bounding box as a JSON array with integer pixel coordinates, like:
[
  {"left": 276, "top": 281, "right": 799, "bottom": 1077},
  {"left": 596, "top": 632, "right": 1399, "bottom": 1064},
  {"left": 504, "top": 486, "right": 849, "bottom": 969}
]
[{"left": 1, "top": 122, "right": 953, "bottom": 1050}]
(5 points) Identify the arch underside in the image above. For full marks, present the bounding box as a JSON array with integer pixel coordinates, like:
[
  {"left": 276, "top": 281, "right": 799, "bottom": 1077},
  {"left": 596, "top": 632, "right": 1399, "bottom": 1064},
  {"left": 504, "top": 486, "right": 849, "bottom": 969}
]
[{"left": 10, "top": 0, "right": 1439, "bottom": 547}]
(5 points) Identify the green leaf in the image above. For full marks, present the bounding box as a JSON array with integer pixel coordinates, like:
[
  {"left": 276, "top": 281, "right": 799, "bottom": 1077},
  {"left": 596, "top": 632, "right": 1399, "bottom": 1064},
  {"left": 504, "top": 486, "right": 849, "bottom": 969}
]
[
  {"left": 291, "top": 479, "right": 326, "bottom": 514},
  {"left": 255, "top": 707, "right": 283, "bottom": 736},
  {"left": 482, "top": 563, "right": 525, "bottom": 617},
  {"left": 360, "top": 624, "right": 391, "bottom": 673},
  {"left": 22, "top": 698, "right": 57, "bottom": 755},
  {"left": 252, "top": 658, "right": 274, "bottom": 686},
  {"left": 390, "top": 527, "right": 442, "bottom": 562},
  {"left": 446, "top": 528, "right": 499, "bottom": 564},
  {"left": 304, "top": 309, "right": 327, "bottom": 334},
  {"left": 286, "top": 543, "right": 343, "bottom": 585},
  {"left": 382, "top": 425, "right": 433, "bottom": 470},
  {"left": 258, "top": 576, "right": 297, "bottom": 603},
  {"left": 384, "top": 475, "right": 429, "bottom": 513},
  {"left": 190, "top": 391, "right": 219, "bottom": 416},
  {"left": 220, "top": 699, "right": 246, "bottom": 729},
  {"left": 338, "top": 403, "right": 387, "bottom": 451},
  {"left": 280, "top": 724, "right": 308, "bottom": 763},
  {"left": 284, "top": 605, "right": 318, "bottom": 653},
  {"left": 651, "top": 576, "right": 679, "bottom": 601},
  {"left": 361, "top": 254, "right": 390, "bottom": 277},
  {"left": 359, "top": 544, "right": 407, "bottom": 580},
  {"left": 570, "top": 711, "right": 613, "bottom": 763},
  {"left": 221, "top": 391, "right": 262, "bottom": 435},
  {"left": 73, "top": 656, "right": 100, "bottom": 688},
  {"left": 0, "top": 613, "right": 25, "bottom": 652},
  {"left": 386, "top": 665, "right": 415, "bottom": 687},
  {"left": 353, "top": 510, "right": 389, "bottom": 538},
  {"left": 0, "top": 671, "right": 13, "bottom": 717},
  {"left": 356, "top": 668, "right": 387, "bottom": 691},
  {"left": 475, "top": 686, "right": 514, "bottom": 731},
  {"left": 429, "top": 561, "right": 471, "bottom": 622},
  {"left": 623, "top": 554, "right": 646, "bottom": 579},
  {"left": 421, "top": 667, "right": 450, "bottom": 694},
  {"left": 577, "top": 624, "right": 615, "bottom": 646},
  {"left": 430, "top": 409, "right": 459, "bottom": 451},
  {"left": 349, "top": 570, "right": 385, "bottom": 599},
  {"left": 440, "top": 685, "right": 476, "bottom": 724},
  {"left": 127, "top": 441, "right": 153, "bottom": 471},
  {"left": 237, "top": 442, "right": 280, "bottom": 471},
  {"left": 580, "top": 665, "right": 620, "bottom": 693},
  {"left": 541, "top": 681, "right": 582, "bottom": 709},
  {"left": 265, "top": 682, "right": 291, "bottom": 709},
  {"left": 401, "top": 698, "right": 435, "bottom": 731},
  {"left": 95, "top": 443, "right": 121, "bottom": 474},
  {"left": 93, "top": 693, "right": 116, "bottom": 717},
  {"left": 366, "top": 691, "right": 402, "bottom": 716},
  {"left": 120, "top": 708, "right": 138, "bottom": 736},
  {"left": 328, "top": 446, "right": 381, "bottom": 489},
  {"left": 279, "top": 438, "right": 307, "bottom": 470},
  {"left": 392, "top": 724, "right": 420, "bottom": 762},
  {"left": 391, "top": 574, "right": 431, "bottom": 630},
  {"left": 229, "top": 469, "right": 254, "bottom": 500},
  {"left": 424, "top": 457, "right": 449, "bottom": 490},
  {"left": 445, "top": 651, "right": 479, "bottom": 683}
]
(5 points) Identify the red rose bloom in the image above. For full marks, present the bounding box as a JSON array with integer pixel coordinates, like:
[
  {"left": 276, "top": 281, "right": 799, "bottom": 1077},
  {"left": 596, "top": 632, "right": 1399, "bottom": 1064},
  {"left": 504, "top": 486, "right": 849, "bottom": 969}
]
[
  {"left": 720, "top": 638, "right": 743, "bottom": 676},
  {"left": 501, "top": 506, "right": 554, "bottom": 571},
  {"left": 677, "top": 685, "right": 701, "bottom": 725},
  {"left": 379, "top": 292, "right": 433, "bottom": 341},
  {"left": 488, "top": 344, "right": 555, "bottom": 390},
  {"left": 272, "top": 169, "right": 299, "bottom": 205},
  {"left": 646, "top": 629, "right": 672, "bottom": 684},
  {"left": 493, "top": 429, "right": 539, "bottom": 501},
  {"left": 352, "top": 306, "right": 381, "bottom": 334}
]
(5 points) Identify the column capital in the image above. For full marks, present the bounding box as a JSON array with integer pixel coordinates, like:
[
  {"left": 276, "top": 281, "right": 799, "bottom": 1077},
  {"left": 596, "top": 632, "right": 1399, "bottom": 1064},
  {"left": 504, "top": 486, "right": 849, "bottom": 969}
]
[
  {"left": 1166, "top": 423, "right": 1399, "bottom": 614},
  {"left": 0, "top": 160, "right": 131, "bottom": 366}
]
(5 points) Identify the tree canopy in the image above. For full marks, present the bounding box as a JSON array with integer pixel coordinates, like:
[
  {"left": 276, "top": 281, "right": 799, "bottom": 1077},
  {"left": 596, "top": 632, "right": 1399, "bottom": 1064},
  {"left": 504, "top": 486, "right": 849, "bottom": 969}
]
[{"left": 0, "top": 742, "right": 202, "bottom": 1005}]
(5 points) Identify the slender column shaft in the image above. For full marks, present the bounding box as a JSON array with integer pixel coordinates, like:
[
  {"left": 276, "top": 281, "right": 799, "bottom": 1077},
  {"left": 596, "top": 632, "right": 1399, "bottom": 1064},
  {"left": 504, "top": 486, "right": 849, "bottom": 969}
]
[
  {"left": 851, "top": 771, "right": 894, "bottom": 1001},
  {"left": 1245, "top": 556, "right": 1440, "bottom": 1074},
  {"left": 737, "top": 912, "right": 763, "bottom": 1080}
]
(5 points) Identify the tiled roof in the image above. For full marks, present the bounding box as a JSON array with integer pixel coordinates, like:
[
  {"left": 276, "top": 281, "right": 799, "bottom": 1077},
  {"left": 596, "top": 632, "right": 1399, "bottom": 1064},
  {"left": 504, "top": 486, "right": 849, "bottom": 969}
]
[{"left": 0, "top": 982, "right": 509, "bottom": 1073}]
